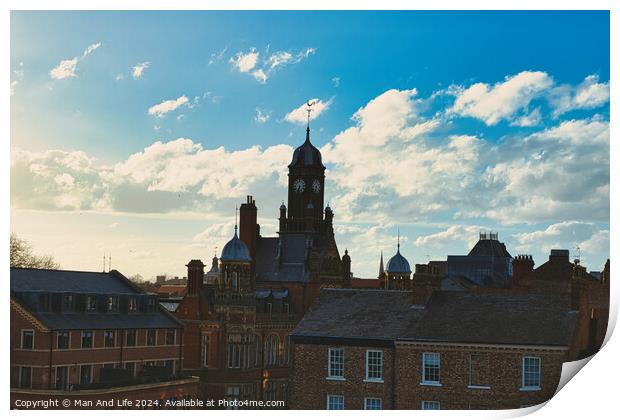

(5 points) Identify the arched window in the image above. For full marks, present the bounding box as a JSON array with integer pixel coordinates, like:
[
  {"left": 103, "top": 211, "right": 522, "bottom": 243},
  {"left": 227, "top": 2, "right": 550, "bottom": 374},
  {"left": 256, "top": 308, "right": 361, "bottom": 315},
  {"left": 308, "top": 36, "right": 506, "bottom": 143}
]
[
  {"left": 265, "top": 334, "right": 280, "bottom": 367},
  {"left": 227, "top": 334, "right": 241, "bottom": 368},
  {"left": 228, "top": 333, "right": 259, "bottom": 369}
]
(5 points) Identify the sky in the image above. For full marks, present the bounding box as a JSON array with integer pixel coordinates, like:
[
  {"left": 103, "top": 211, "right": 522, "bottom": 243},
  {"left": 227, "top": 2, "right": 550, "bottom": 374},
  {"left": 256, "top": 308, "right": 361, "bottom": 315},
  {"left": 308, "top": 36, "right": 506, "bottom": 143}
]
[{"left": 10, "top": 11, "right": 610, "bottom": 279}]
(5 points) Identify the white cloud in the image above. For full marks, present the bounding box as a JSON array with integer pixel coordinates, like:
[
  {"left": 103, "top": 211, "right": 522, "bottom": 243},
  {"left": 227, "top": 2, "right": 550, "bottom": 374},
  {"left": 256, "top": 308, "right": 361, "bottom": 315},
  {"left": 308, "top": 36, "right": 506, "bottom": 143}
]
[
  {"left": 50, "top": 58, "right": 79, "bottom": 80},
  {"left": 148, "top": 96, "right": 189, "bottom": 117},
  {"left": 82, "top": 42, "right": 101, "bottom": 58},
  {"left": 11, "top": 62, "right": 24, "bottom": 96},
  {"left": 230, "top": 46, "right": 315, "bottom": 83},
  {"left": 285, "top": 98, "right": 333, "bottom": 124},
  {"left": 332, "top": 76, "right": 340, "bottom": 88},
  {"left": 132, "top": 62, "right": 150, "bottom": 79},
  {"left": 49, "top": 41, "right": 101, "bottom": 80},
  {"left": 414, "top": 226, "right": 488, "bottom": 250},
  {"left": 549, "top": 74, "right": 610, "bottom": 117},
  {"left": 510, "top": 107, "right": 542, "bottom": 127},
  {"left": 229, "top": 48, "right": 260, "bottom": 73},
  {"left": 449, "top": 71, "right": 553, "bottom": 125},
  {"left": 115, "top": 74, "right": 124, "bottom": 81},
  {"left": 255, "top": 108, "right": 270, "bottom": 123},
  {"left": 208, "top": 46, "right": 228, "bottom": 65},
  {"left": 10, "top": 80, "right": 19, "bottom": 96}
]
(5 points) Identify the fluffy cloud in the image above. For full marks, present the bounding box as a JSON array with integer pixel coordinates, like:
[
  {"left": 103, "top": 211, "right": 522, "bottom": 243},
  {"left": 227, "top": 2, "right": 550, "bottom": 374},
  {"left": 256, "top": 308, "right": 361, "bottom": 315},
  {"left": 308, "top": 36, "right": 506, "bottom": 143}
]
[
  {"left": 414, "top": 226, "right": 488, "bottom": 250},
  {"left": 49, "top": 42, "right": 101, "bottom": 80},
  {"left": 132, "top": 62, "right": 150, "bottom": 79},
  {"left": 285, "top": 98, "right": 332, "bottom": 124},
  {"left": 230, "top": 46, "right": 315, "bottom": 84},
  {"left": 449, "top": 71, "right": 553, "bottom": 125},
  {"left": 229, "top": 48, "right": 260, "bottom": 73},
  {"left": 50, "top": 58, "right": 79, "bottom": 80},
  {"left": 148, "top": 96, "right": 189, "bottom": 117},
  {"left": 548, "top": 74, "right": 610, "bottom": 117}
]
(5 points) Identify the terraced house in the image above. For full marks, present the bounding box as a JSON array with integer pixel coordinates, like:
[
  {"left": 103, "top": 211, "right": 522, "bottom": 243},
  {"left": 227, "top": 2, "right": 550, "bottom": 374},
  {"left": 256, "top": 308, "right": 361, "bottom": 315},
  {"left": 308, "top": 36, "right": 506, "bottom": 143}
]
[{"left": 10, "top": 268, "right": 198, "bottom": 408}]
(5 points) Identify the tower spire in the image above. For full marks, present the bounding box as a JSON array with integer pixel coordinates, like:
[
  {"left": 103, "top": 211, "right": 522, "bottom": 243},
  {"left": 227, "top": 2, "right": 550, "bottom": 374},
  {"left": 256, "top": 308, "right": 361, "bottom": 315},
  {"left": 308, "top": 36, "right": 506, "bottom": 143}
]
[
  {"left": 305, "top": 100, "right": 315, "bottom": 143},
  {"left": 397, "top": 227, "right": 400, "bottom": 251},
  {"left": 379, "top": 250, "right": 385, "bottom": 278},
  {"left": 234, "top": 207, "right": 238, "bottom": 236}
]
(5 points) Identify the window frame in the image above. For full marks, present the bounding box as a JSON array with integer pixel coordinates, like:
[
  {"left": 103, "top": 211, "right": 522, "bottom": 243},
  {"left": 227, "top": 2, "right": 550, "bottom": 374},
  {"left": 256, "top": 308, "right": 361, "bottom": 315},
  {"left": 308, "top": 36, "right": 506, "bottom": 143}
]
[
  {"left": 57, "top": 330, "right": 70, "bottom": 349},
  {"left": 365, "top": 349, "right": 384, "bottom": 382},
  {"left": 326, "top": 394, "right": 345, "bottom": 410},
  {"left": 165, "top": 329, "right": 176, "bottom": 345},
  {"left": 79, "top": 364, "right": 93, "bottom": 386},
  {"left": 147, "top": 329, "right": 157, "bottom": 346},
  {"left": 521, "top": 356, "right": 542, "bottom": 391},
  {"left": 468, "top": 353, "right": 491, "bottom": 389},
  {"left": 104, "top": 330, "right": 116, "bottom": 348},
  {"left": 364, "top": 397, "right": 382, "bottom": 410},
  {"left": 19, "top": 366, "right": 32, "bottom": 388},
  {"left": 81, "top": 330, "right": 93, "bottom": 348},
  {"left": 421, "top": 401, "right": 440, "bottom": 410},
  {"left": 327, "top": 347, "right": 345, "bottom": 380},
  {"left": 21, "top": 329, "right": 34, "bottom": 350},
  {"left": 125, "top": 330, "right": 137, "bottom": 347},
  {"left": 421, "top": 352, "right": 441, "bottom": 386}
]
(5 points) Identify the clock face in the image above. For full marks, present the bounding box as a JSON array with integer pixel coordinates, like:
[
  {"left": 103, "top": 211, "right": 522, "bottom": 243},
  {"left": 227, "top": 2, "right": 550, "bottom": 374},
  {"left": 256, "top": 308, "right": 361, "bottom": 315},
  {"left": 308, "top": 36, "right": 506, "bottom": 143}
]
[
  {"left": 312, "top": 179, "right": 321, "bottom": 194},
  {"left": 293, "top": 178, "right": 305, "bottom": 193}
]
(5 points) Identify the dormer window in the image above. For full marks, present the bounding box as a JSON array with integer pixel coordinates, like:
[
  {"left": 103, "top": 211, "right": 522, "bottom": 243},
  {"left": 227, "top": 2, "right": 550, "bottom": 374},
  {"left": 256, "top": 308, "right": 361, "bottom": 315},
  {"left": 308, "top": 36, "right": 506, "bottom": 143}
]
[
  {"left": 128, "top": 297, "right": 138, "bottom": 312},
  {"left": 86, "top": 295, "right": 98, "bottom": 311},
  {"left": 107, "top": 296, "right": 119, "bottom": 312},
  {"left": 62, "top": 294, "right": 74, "bottom": 312},
  {"left": 147, "top": 296, "right": 157, "bottom": 312},
  {"left": 38, "top": 293, "right": 50, "bottom": 311}
]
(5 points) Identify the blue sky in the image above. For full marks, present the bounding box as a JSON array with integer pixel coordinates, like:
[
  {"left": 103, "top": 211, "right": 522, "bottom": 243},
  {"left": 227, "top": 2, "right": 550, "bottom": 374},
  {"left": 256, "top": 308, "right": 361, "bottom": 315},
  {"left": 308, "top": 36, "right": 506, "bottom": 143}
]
[{"left": 10, "top": 11, "right": 610, "bottom": 278}]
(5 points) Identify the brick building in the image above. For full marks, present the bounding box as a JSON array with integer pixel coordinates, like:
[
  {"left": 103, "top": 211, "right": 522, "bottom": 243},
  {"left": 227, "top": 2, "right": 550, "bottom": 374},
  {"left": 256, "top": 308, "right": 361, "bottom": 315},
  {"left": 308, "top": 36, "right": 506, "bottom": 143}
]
[
  {"left": 174, "top": 126, "right": 350, "bottom": 405},
  {"left": 10, "top": 268, "right": 198, "bottom": 408},
  {"left": 290, "top": 288, "right": 590, "bottom": 410}
]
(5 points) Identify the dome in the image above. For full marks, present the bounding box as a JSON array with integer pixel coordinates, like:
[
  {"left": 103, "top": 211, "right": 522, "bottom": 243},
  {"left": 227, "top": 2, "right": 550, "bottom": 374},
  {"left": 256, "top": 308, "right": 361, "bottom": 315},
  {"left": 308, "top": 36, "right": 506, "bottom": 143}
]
[
  {"left": 220, "top": 226, "right": 252, "bottom": 262},
  {"left": 386, "top": 248, "right": 411, "bottom": 274},
  {"left": 289, "top": 128, "right": 325, "bottom": 168}
]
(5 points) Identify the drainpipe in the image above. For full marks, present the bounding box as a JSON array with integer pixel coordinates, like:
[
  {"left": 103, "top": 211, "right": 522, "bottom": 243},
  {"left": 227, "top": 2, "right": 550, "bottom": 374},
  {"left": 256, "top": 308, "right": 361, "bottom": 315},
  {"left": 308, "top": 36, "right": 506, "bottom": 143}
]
[{"left": 48, "top": 330, "right": 54, "bottom": 389}]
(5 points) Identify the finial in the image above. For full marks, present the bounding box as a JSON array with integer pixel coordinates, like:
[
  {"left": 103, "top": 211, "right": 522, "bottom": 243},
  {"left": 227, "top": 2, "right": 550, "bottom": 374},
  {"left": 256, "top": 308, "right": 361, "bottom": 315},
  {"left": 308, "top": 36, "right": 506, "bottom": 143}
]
[
  {"left": 234, "top": 207, "right": 238, "bottom": 235},
  {"left": 306, "top": 100, "right": 315, "bottom": 130},
  {"left": 397, "top": 227, "right": 400, "bottom": 250}
]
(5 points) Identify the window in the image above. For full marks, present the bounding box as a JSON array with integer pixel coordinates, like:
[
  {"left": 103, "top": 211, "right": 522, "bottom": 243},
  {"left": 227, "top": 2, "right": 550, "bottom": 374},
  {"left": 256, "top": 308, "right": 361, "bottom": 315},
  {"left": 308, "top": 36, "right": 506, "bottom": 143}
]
[
  {"left": 147, "top": 297, "right": 157, "bottom": 312},
  {"left": 81, "top": 331, "right": 93, "bottom": 348},
  {"left": 365, "top": 350, "right": 383, "bottom": 381},
  {"left": 202, "top": 334, "right": 210, "bottom": 367},
  {"left": 166, "top": 329, "right": 176, "bottom": 345},
  {"left": 265, "top": 334, "right": 280, "bottom": 366},
  {"left": 422, "top": 352, "right": 441, "bottom": 385},
  {"left": 104, "top": 330, "right": 115, "bottom": 347},
  {"left": 62, "top": 294, "right": 74, "bottom": 312},
  {"left": 422, "top": 401, "right": 440, "bottom": 410},
  {"left": 128, "top": 297, "right": 138, "bottom": 312},
  {"left": 469, "top": 353, "right": 490, "bottom": 388},
  {"left": 364, "top": 398, "right": 382, "bottom": 410},
  {"left": 265, "top": 381, "right": 277, "bottom": 401},
  {"left": 19, "top": 367, "right": 32, "bottom": 388},
  {"left": 55, "top": 366, "right": 69, "bottom": 390},
  {"left": 103, "top": 363, "right": 115, "bottom": 369},
  {"left": 147, "top": 329, "right": 157, "bottom": 346},
  {"left": 125, "top": 362, "right": 135, "bottom": 377},
  {"left": 21, "top": 330, "right": 34, "bottom": 349},
  {"left": 86, "top": 295, "right": 98, "bottom": 311},
  {"left": 80, "top": 365, "right": 92, "bottom": 385},
  {"left": 328, "top": 348, "right": 344, "bottom": 379},
  {"left": 57, "top": 331, "right": 69, "bottom": 349},
  {"left": 283, "top": 302, "right": 290, "bottom": 314},
  {"left": 522, "top": 357, "right": 541, "bottom": 390},
  {"left": 226, "top": 386, "right": 241, "bottom": 410},
  {"left": 39, "top": 293, "right": 50, "bottom": 311},
  {"left": 231, "top": 272, "right": 238, "bottom": 291},
  {"left": 164, "top": 360, "right": 174, "bottom": 373},
  {"left": 227, "top": 334, "right": 259, "bottom": 369},
  {"left": 126, "top": 330, "right": 137, "bottom": 347},
  {"left": 327, "top": 395, "right": 344, "bottom": 410},
  {"left": 106, "top": 296, "right": 119, "bottom": 312}
]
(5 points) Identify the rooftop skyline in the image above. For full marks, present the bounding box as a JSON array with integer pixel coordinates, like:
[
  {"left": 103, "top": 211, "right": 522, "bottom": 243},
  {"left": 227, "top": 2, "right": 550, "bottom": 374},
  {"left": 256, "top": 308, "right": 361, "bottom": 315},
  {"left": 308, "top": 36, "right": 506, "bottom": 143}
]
[{"left": 10, "top": 11, "right": 610, "bottom": 278}]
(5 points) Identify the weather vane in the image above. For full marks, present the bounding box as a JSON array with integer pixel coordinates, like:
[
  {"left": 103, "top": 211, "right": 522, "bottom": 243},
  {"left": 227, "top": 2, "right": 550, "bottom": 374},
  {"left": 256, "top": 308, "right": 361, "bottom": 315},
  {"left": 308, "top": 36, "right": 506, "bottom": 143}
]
[{"left": 306, "top": 100, "right": 316, "bottom": 128}]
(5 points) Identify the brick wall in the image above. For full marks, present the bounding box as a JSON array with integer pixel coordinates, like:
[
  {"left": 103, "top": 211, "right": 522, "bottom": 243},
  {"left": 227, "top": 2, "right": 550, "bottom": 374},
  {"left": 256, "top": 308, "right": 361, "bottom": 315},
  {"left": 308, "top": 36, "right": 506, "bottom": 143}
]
[{"left": 291, "top": 343, "right": 394, "bottom": 409}]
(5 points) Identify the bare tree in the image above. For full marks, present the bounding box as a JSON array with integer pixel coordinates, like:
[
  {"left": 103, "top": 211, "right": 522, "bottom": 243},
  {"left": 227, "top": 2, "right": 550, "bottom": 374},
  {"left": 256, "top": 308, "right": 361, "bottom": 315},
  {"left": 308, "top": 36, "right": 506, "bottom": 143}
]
[{"left": 10, "top": 233, "right": 60, "bottom": 269}]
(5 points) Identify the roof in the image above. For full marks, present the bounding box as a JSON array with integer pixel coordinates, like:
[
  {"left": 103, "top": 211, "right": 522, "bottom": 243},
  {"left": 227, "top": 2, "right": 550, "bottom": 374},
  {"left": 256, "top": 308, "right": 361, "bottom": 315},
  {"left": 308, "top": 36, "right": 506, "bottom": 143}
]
[
  {"left": 10, "top": 268, "right": 139, "bottom": 294},
  {"left": 10, "top": 268, "right": 182, "bottom": 330},
  {"left": 351, "top": 278, "right": 383, "bottom": 289},
  {"left": 292, "top": 289, "right": 422, "bottom": 342},
  {"left": 220, "top": 226, "right": 251, "bottom": 262},
  {"left": 403, "top": 291, "right": 576, "bottom": 346},
  {"left": 288, "top": 128, "right": 325, "bottom": 168},
  {"left": 292, "top": 289, "right": 577, "bottom": 347},
  {"left": 157, "top": 284, "right": 187, "bottom": 295},
  {"left": 468, "top": 238, "right": 512, "bottom": 258},
  {"left": 255, "top": 232, "right": 327, "bottom": 283},
  {"left": 386, "top": 248, "right": 411, "bottom": 274}
]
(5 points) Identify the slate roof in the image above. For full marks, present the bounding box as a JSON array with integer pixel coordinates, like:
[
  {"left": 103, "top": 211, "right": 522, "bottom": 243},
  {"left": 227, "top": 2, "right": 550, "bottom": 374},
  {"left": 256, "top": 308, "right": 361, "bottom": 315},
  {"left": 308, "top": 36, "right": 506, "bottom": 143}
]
[
  {"left": 292, "top": 289, "right": 422, "bottom": 341},
  {"left": 11, "top": 268, "right": 182, "bottom": 330},
  {"left": 468, "top": 238, "right": 512, "bottom": 258},
  {"left": 292, "top": 289, "right": 577, "bottom": 347},
  {"left": 220, "top": 227, "right": 251, "bottom": 262},
  {"left": 255, "top": 232, "right": 327, "bottom": 283},
  {"left": 386, "top": 249, "right": 412, "bottom": 274},
  {"left": 289, "top": 128, "right": 325, "bottom": 168}
]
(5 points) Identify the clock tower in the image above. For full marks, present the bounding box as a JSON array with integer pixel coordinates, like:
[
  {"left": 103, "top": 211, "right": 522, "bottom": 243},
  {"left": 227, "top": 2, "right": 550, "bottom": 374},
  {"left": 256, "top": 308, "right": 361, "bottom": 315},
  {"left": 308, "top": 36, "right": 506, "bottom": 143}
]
[{"left": 284, "top": 126, "right": 326, "bottom": 232}]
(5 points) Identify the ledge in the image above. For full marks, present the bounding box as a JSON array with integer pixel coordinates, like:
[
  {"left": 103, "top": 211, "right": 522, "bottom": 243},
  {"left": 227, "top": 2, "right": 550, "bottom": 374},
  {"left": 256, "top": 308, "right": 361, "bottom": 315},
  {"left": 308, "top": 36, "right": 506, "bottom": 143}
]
[
  {"left": 468, "top": 385, "right": 491, "bottom": 390},
  {"left": 419, "top": 382, "right": 442, "bottom": 387},
  {"left": 326, "top": 377, "right": 346, "bottom": 381},
  {"left": 363, "top": 378, "right": 384, "bottom": 384},
  {"left": 519, "top": 386, "right": 541, "bottom": 392}
]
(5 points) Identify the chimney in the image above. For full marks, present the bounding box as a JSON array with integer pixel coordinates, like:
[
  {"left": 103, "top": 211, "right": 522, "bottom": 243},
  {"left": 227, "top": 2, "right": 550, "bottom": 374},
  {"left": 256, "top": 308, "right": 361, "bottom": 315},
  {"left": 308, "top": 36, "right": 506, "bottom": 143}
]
[
  {"left": 186, "top": 259, "right": 205, "bottom": 296},
  {"left": 412, "top": 264, "right": 442, "bottom": 306},
  {"left": 239, "top": 195, "right": 258, "bottom": 259},
  {"left": 549, "top": 249, "right": 570, "bottom": 263},
  {"left": 512, "top": 255, "right": 534, "bottom": 288}
]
